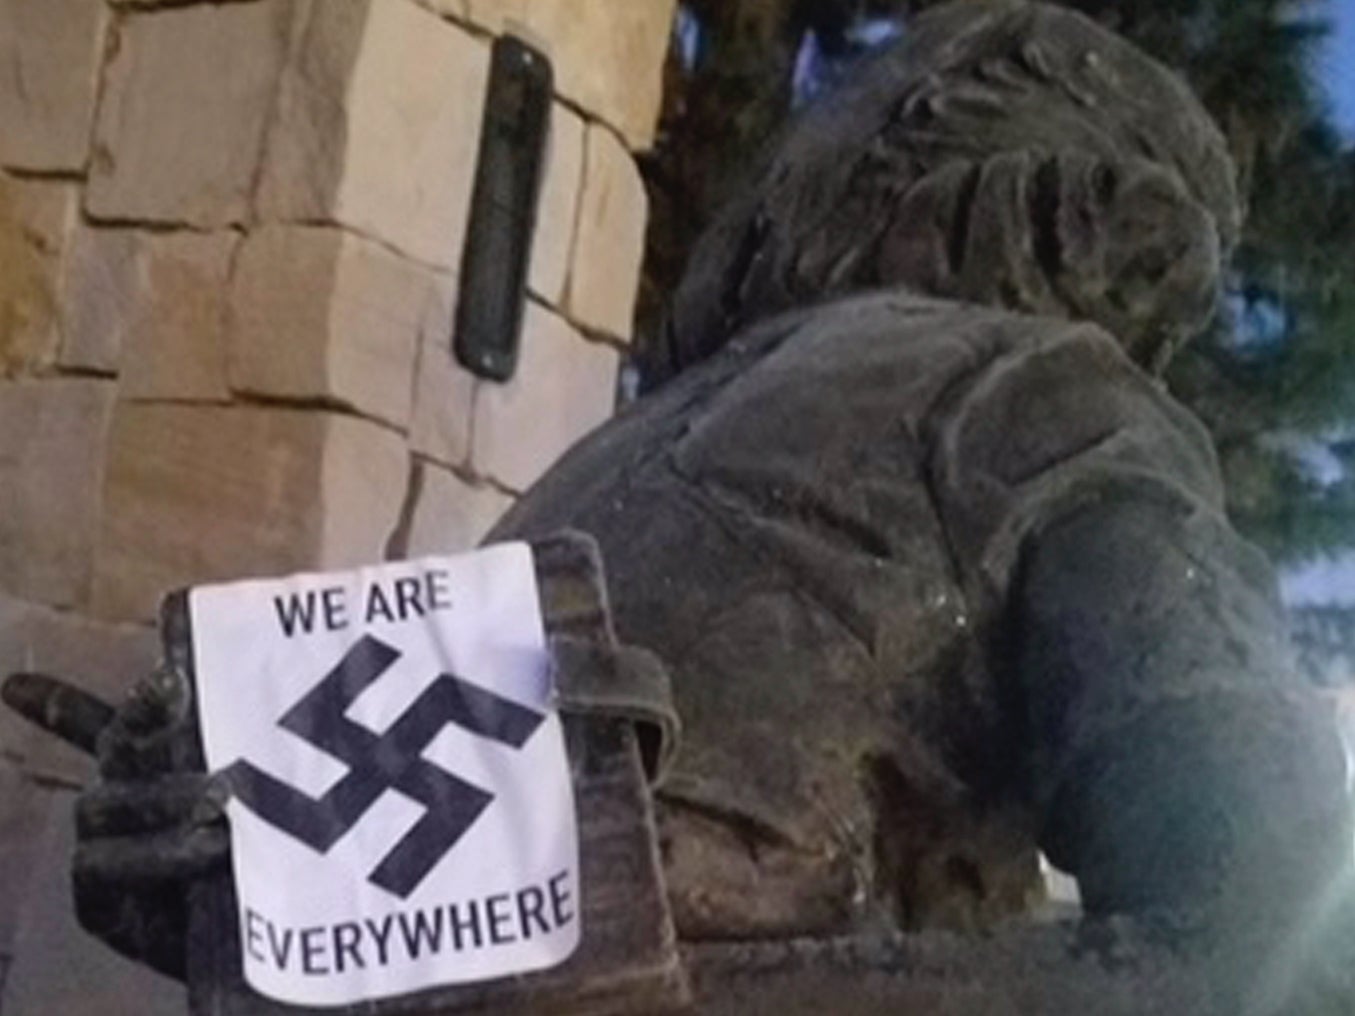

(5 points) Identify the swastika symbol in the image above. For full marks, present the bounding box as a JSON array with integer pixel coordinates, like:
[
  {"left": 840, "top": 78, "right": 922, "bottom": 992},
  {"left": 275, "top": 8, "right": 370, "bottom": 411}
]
[{"left": 225, "top": 635, "right": 546, "bottom": 898}]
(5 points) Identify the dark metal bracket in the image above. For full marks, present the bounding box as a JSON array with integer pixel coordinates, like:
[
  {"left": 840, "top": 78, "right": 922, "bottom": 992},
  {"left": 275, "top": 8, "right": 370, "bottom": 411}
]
[{"left": 453, "top": 35, "right": 554, "bottom": 383}]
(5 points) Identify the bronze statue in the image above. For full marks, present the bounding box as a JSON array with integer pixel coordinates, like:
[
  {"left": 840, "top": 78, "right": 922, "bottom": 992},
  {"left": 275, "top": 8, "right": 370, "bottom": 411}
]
[
  {"left": 6, "top": 1, "right": 1352, "bottom": 1012},
  {"left": 497, "top": 0, "right": 1353, "bottom": 1004}
]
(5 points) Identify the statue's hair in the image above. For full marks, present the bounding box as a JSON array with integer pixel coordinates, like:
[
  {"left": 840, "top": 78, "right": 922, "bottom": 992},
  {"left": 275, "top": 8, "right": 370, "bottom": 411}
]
[{"left": 654, "top": 0, "right": 1241, "bottom": 386}]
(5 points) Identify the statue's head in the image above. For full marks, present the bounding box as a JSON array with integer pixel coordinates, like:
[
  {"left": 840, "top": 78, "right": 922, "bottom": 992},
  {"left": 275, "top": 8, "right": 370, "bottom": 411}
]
[{"left": 655, "top": 0, "right": 1241, "bottom": 384}]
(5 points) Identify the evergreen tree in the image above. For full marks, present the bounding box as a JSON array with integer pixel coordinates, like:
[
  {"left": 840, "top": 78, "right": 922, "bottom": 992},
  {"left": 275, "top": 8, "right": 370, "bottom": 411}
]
[{"left": 1290, "top": 603, "right": 1355, "bottom": 685}]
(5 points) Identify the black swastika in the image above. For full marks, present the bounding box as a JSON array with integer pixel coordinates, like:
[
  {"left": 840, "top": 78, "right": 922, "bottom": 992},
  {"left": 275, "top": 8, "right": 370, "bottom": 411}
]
[{"left": 225, "top": 635, "right": 546, "bottom": 898}]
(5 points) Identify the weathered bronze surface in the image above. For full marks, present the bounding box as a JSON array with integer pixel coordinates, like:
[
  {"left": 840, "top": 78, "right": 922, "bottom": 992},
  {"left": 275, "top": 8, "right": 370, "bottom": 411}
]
[
  {"left": 651, "top": 0, "right": 1240, "bottom": 385},
  {"left": 489, "top": 1, "right": 1355, "bottom": 1011}
]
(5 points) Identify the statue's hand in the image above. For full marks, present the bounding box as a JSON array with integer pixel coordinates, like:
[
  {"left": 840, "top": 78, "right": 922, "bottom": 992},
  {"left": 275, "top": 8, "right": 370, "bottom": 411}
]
[{"left": 3, "top": 669, "right": 229, "bottom": 980}]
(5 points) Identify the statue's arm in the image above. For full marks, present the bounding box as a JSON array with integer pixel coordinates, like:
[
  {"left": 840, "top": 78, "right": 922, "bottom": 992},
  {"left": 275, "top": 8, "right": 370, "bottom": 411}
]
[{"left": 929, "top": 323, "right": 1351, "bottom": 935}]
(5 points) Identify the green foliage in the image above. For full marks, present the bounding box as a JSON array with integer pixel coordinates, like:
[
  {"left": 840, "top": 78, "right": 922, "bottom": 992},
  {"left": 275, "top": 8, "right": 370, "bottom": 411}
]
[
  {"left": 642, "top": 0, "right": 916, "bottom": 328},
  {"left": 1232, "top": 129, "right": 1355, "bottom": 430},
  {"left": 1289, "top": 603, "right": 1355, "bottom": 685},
  {"left": 1221, "top": 442, "right": 1355, "bottom": 563},
  {"left": 1067, "top": 0, "right": 1329, "bottom": 179}
]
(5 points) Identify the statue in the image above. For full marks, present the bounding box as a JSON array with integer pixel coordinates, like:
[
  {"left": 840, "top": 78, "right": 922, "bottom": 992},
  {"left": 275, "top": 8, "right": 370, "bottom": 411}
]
[
  {"left": 6, "top": 1, "right": 1352, "bottom": 1012},
  {"left": 496, "top": 0, "right": 1352, "bottom": 1003}
]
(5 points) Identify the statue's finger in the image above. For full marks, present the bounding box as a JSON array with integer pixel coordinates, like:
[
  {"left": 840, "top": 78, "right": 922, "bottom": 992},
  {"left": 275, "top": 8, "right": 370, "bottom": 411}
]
[
  {"left": 76, "top": 773, "right": 228, "bottom": 841},
  {"left": 97, "top": 666, "right": 197, "bottom": 781},
  {"left": 120, "top": 665, "right": 190, "bottom": 736},
  {"left": 2, "top": 673, "right": 115, "bottom": 756},
  {"left": 73, "top": 824, "right": 231, "bottom": 884}
]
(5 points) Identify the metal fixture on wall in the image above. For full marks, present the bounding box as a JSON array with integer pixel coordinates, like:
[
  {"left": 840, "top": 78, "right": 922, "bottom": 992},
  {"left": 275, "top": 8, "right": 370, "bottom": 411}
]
[{"left": 454, "top": 36, "right": 553, "bottom": 383}]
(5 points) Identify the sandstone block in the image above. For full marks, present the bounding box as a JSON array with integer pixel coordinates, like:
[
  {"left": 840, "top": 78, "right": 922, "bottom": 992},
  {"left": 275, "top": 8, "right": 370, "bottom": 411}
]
[
  {"left": 0, "top": 0, "right": 108, "bottom": 171},
  {"left": 528, "top": 102, "right": 585, "bottom": 306},
  {"left": 58, "top": 228, "right": 238, "bottom": 391},
  {"left": 410, "top": 276, "right": 475, "bottom": 467},
  {"left": 0, "top": 379, "right": 115, "bottom": 608},
  {"left": 318, "top": 417, "right": 413, "bottom": 575},
  {"left": 92, "top": 405, "right": 408, "bottom": 621},
  {"left": 566, "top": 124, "right": 649, "bottom": 341},
  {"left": 117, "top": 232, "right": 236, "bottom": 401},
  {"left": 0, "top": 177, "right": 78, "bottom": 376},
  {"left": 229, "top": 226, "right": 430, "bottom": 427},
  {"left": 257, "top": 1, "right": 489, "bottom": 270},
  {"left": 86, "top": 2, "right": 298, "bottom": 226},
  {"left": 472, "top": 301, "right": 615, "bottom": 491},
  {"left": 464, "top": 0, "right": 676, "bottom": 149},
  {"left": 0, "top": 594, "right": 156, "bottom": 786},
  {"left": 403, "top": 463, "right": 513, "bottom": 557},
  {"left": 56, "top": 227, "right": 142, "bottom": 374},
  {"left": 410, "top": 0, "right": 469, "bottom": 17}
]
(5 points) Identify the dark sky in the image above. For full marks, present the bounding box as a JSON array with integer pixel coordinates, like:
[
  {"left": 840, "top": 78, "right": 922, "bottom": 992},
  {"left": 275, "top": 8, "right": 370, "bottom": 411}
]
[{"left": 1321, "top": 0, "right": 1355, "bottom": 137}]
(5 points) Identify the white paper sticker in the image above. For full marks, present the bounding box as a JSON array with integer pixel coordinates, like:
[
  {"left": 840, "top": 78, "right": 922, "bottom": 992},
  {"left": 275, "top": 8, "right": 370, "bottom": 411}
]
[{"left": 190, "top": 544, "right": 580, "bottom": 1008}]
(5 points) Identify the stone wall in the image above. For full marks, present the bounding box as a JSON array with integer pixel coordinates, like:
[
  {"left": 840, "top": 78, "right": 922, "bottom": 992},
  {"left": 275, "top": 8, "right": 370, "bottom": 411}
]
[{"left": 0, "top": 0, "right": 673, "bottom": 1007}]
